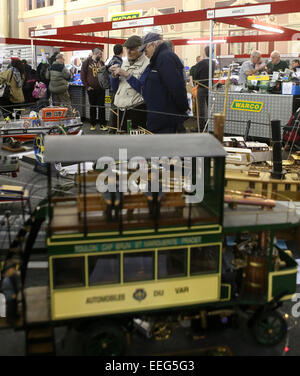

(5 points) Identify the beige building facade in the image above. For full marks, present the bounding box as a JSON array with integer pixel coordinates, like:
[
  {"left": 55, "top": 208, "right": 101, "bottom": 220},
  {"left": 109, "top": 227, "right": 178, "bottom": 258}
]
[{"left": 0, "top": 0, "right": 295, "bottom": 67}]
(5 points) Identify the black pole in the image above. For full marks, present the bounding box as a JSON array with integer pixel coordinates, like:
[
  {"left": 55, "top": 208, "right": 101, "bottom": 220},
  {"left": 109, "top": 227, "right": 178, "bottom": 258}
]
[
  {"left": 119, "top": 193, "right": 123, "bottom": 235},
  {"left": 5, "top": 210, "right": 11, "bottom": 246},
  {"left": 244, "top": 120, "right": 251, "bottom": 141},
  {"left": 83, "top": 163, "right": 87, "bottom": 238},
  {"left": 107, "top": 31, "right": 110, "bottom": 61},
  {"left": 271, "top": 120, "right": 284, "bottom": 180},
  {"left": 47, "top": 163, "right": 52, "bottom": 238}
]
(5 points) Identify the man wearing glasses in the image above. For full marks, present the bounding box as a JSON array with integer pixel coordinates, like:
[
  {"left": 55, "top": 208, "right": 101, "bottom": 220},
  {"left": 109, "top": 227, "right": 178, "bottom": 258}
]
[{"left": 110, "top": 35, "right": 149, "bottom": 130}]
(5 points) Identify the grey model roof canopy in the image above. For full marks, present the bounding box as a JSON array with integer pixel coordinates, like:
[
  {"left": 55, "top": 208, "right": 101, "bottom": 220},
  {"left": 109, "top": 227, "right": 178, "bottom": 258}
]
[{"left": 44, "top": 134, "right": 226, "bottom": 163}]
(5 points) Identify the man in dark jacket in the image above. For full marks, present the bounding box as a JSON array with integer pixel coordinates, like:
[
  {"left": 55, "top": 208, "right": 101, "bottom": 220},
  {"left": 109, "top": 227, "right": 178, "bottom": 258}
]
[
  {"left": 193, "top": 46, "right": 216, "bottom": 132},
  {"left": 81, "top": 48, "right": 106, "bottom": 131},
  {"left": 112, "top": 33, "right": 189, "bottom": 133}
]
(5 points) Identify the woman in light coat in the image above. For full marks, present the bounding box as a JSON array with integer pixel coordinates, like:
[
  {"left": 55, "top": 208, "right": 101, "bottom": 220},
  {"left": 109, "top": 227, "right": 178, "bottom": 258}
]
[{"left": 0, "top": 59, "right": 25, "bottom": 118}]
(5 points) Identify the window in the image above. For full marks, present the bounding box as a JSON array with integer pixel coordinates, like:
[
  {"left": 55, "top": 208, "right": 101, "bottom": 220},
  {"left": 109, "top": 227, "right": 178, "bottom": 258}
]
[
  {"left": 124, "top": 252, "right": 154, "bottom": 282},
  {"left": 92, "top": 17, "right": 104, "bottom": 24},
  {"left": 158, "top": 8, "right": 175, "bottom": 15},
  {"left": 158, "top": 249, "right": 187, "bottom": 279},
  {"left": 28, "top": 27, "right": 36, "bottom": 38},
  {"left": 73, "top": 20, "right": 83, "bottom": 26},
  {"left": 46, "top": 112, "right": 52, "bottom": 118},
  {"left": 36, "top": 0, "right": 46, "bottom": 8},
  {"left": 190, "top": 245, "right": 219, "bottom": 274},
  {"left": 249, "top": 181, "right": 255, "bottom": 189},
  {"left": 54, "top": 111, "right": 63, "bottom": 117},
  {"left": 28, "top": 0, "right": 33, "bottom": 10},
  {"left": 53, "top": 257, "right": 85, "bottom": 289},
  {"left": 89, "top": 255, "right": 120, "bottom": 286}
]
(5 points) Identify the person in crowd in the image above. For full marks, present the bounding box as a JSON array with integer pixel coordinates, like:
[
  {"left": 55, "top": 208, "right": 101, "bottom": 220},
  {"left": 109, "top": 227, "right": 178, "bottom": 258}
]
[
  {"left": 238, "top": 50, "right": 265, "bottom": 85},
  {"left": 36, "top": 51, "right": 59, "bottom": 102},
  {"left": 46, "top": 54, "right": 71, "bottom": 108},
  {"left": 267, "top": 51, "right": 289, "bottom": 74},
  {"left": 37, "top": 51, "right": 58, "bottom": 86},
  {"left": 81, "top": 47, "right": 106, "bottom": 131},
  {"left": 106, "top": 44, "right": 124, "bottom": 71},
  {"left": 0, "top": 59, "right": 25, "bottom": 118},
  {"left": 190, "top": 56, "right": 201, "bottom": 86},
  {"left": 70, "top": 56, "right": 82, "bottom": 76},
  {"left": 110, "top": 36, "right": 149, "bottom": 130},
  {"left": 193, "top": 46, "right": 216, "bottom": 132},
  {"left": 22, "top": 60, "right": 38, "bottom": 104},
  {"left": 106, "top": 44, "right": 124, "bottom": 128},
  {"left": 1, "top": 261, "right": 20, "bottom": 327},
  {"left": 292, "top": 59, "right": 300, "bottom": 72},
  {"left": 111, "top": 33, "right": 189, "bottom": 134}
]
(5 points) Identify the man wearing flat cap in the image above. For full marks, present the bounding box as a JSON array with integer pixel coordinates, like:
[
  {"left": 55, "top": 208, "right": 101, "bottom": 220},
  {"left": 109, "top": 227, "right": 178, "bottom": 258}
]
[
  {"left": 109, "top": 35, "right": 149, "bottom": 130},
  {"left": 113, "top": 32, "right": 189, "bottom": 133},
  {"left": 1, "top": 261, "right": 20, "bottom": 326}
]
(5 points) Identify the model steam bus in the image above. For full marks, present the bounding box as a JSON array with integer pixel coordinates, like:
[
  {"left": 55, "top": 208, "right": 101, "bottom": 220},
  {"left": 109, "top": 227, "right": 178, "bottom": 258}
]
[{"left": 1, "top": 134, "right": 298, "bottom": 355}]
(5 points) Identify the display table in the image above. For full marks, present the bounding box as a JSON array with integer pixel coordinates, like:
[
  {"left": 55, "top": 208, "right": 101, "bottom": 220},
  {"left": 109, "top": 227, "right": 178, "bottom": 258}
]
[{"left": 211, "top": 92, "right": 294, "bottom": 139}]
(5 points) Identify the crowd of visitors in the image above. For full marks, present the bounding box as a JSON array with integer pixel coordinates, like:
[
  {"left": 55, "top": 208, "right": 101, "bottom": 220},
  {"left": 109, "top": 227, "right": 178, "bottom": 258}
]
[
  {"left": 0, "top": 51, "right": 70, "bottom": 118},
  {"left": 0, "top": 33, "right": 193, "bottom": 133}
]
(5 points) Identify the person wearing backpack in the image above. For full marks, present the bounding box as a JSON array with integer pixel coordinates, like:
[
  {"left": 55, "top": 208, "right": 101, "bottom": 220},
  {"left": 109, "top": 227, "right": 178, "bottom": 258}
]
[
  {"left": 98, "top": 44, "right": 124, "bottom": 91},
  {"left": 46, "top": 54, "right": 72, "bottom": 108},
  {"left": 106, "top": 44, "right": 124, "bottom": 72},
  {"left": 81, "top": 48, "right": 106, "bottom": 131},
  {"left": 37, "top": 52, "right": 59, "bottom": 99},
  {"left": 0, "top": 59, "right": 25, "bottom": 118}
]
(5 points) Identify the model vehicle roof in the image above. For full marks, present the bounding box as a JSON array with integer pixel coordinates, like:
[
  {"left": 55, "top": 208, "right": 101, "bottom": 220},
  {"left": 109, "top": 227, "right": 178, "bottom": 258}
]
[{"left": 44, "top": 134, "right": 227, "bottom": 163}]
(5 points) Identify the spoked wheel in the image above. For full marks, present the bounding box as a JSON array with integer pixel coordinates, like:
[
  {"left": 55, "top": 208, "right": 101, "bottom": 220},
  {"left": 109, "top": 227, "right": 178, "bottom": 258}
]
[
  {"left": 253, "top": 310, "right": 287, "bottom": 346},
  {"left": 152, "top": 322, "right": 172, "bottom": 341},
  {"left": 3, "top": 137, "right": 21, "bottom": 148},
  {"left": 33, "top": 126, "right": 67, "bottom": 167},
  {"left": 33, "top": 133, "right": 46, "bottom": 166},
  {"left": 84, "top": 322, "right": 126, "bottom": 356}
]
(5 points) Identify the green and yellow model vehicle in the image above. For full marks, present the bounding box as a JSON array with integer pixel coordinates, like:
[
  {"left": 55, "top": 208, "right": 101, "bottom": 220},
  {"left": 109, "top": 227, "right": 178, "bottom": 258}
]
[{"left": 1, "top": 134, "right": 299, "bottom": 355}]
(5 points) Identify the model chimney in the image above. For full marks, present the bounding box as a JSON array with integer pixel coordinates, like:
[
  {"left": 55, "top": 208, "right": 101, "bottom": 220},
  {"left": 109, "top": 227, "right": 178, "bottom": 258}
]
[{"left": 271, "top": 120, "right": 284, "bottom": 179}]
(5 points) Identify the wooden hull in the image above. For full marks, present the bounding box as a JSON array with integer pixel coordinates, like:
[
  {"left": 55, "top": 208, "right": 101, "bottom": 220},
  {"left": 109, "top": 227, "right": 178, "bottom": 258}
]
[{"left": 225, "top": 167, "right": 300, "bottom": 201}]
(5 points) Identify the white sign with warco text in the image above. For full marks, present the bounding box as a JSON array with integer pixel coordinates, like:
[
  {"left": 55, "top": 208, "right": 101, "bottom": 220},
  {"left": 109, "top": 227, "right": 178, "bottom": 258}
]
[
  {"left": 207, "top": 4, "right": 271, "bottom": 19},
  {"left": 112, "top": 17, "right": 154, "bottom": 29},
  {"left": 32, "top": 29, "right": 57, "bottom": 37}
]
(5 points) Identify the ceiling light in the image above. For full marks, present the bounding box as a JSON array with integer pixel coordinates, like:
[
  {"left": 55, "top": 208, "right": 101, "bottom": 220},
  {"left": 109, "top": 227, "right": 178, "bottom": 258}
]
[{"left": 251, "top": 24, "right": 284, "bottom": 34}]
